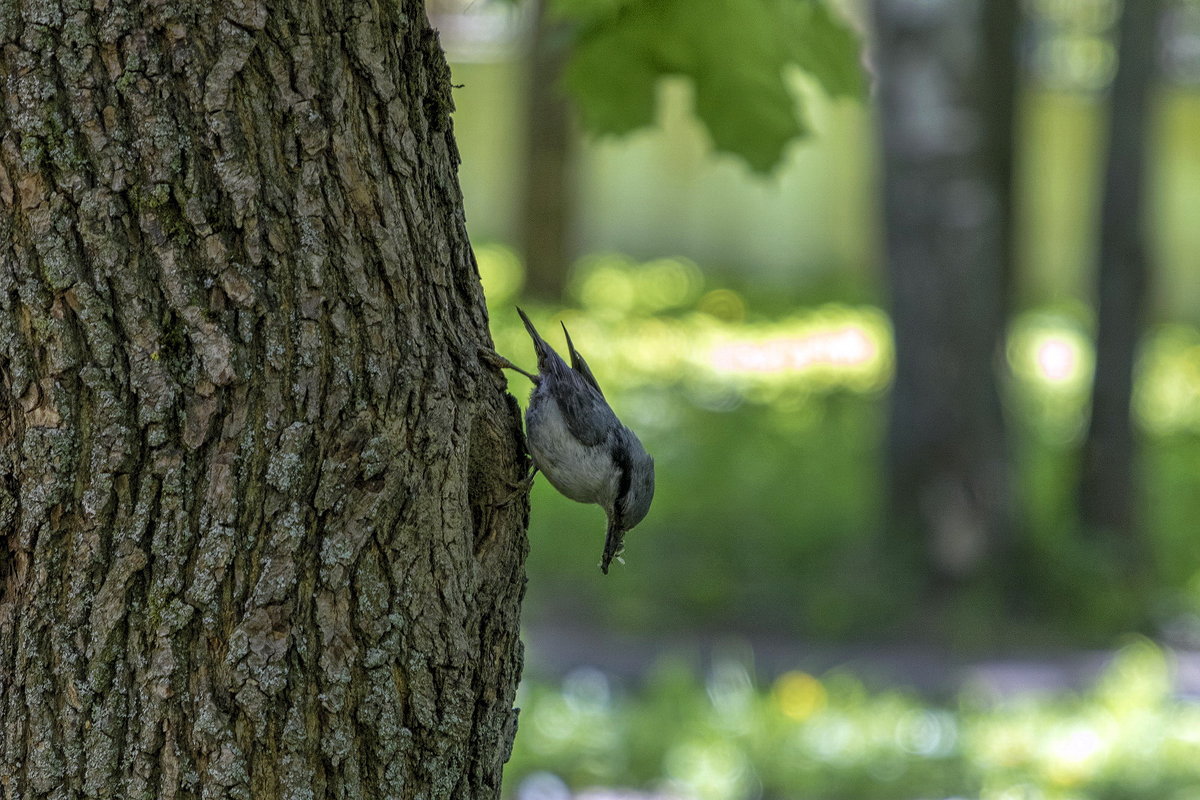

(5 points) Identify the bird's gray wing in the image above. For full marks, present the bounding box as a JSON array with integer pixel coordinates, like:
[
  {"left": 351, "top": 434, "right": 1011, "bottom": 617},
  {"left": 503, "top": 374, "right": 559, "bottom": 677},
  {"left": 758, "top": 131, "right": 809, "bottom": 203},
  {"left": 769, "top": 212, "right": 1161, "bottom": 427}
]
[
  {"left": 561, "top": 322, "right": 605, "bottom": 398},
  {"left": 550, "top": 366, "right": 618, "bottom": 448}
]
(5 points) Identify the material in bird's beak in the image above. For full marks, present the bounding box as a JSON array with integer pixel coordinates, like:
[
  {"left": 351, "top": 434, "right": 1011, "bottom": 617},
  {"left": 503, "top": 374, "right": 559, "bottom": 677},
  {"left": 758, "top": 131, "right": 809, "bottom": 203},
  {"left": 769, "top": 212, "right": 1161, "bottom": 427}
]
[{"left": 600, "top": 517, "right": 626, "bottom": 574}]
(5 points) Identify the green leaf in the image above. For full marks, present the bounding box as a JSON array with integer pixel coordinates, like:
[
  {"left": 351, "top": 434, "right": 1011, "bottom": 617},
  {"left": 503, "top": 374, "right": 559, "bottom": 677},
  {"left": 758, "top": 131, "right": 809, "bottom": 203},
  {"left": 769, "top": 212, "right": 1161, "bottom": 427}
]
[
  {"left": 556, "top": 0, "right": 862, "bottom": 172},
  {"left": 693, "top": 63, "right": 810, "bottom": 173},
  {"left": 561, "top": 11, "right": 661, "bottom": 135},
  {"left": 786, "top": 0, "right": 867, "bottom": 99},
  {"left": 547, "top": 0, "right": 640, "bottom": 25},
  {"left": 680, "top": 0, "right": 809, "bottom": 172}
]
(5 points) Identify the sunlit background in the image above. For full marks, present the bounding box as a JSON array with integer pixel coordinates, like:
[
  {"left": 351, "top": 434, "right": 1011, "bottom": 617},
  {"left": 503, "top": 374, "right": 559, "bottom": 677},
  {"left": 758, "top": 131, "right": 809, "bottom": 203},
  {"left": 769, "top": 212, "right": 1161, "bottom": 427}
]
[{"left": 436, "top": 0, "right": 1200, "bottom": 797}]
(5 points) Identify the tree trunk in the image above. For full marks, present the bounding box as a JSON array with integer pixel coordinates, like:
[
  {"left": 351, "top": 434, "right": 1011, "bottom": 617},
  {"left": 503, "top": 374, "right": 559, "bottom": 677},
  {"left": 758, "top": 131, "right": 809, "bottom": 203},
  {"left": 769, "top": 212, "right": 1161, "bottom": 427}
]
[
  {"left": 0, "top": 2, "right": 529, "bottom": 798},
  {"left": 981, "top": 0, "right": 1020, "bottom": 306},
  {"left": 1078, "top": 0, "right": 1160, "bottom": 554},
  {"left": 519, "top": 0, "right": 575, "bottom": 301},
  {"left": 871, "top": 0, "right": 1017, "bottom": 588}
]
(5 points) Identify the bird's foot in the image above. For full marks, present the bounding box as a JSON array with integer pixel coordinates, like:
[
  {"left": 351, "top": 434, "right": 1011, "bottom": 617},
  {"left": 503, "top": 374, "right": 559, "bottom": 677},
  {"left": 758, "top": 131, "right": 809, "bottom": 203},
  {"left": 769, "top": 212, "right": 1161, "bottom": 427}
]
[
  {"left": 497, "top": 465, "right": 539, "bottom": 506},
  {"left": 477, "top": 346, "right": 538, "bottom": 383}
]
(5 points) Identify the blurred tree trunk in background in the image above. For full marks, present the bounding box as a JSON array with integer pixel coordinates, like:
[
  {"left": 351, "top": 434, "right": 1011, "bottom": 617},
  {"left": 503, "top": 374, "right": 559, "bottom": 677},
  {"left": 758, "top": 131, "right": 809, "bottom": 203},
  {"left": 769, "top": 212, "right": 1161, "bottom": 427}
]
[
  {"left": 0, "top": 1, "right": 529, "bottom": 796},
  {"left": 871, "top": 0, "right": 1020, "bottom": 591},
  {"left": 520, "top": 0, "right": 576, "bottom": 300},
  {"left": 982, "top": 0, "right": 1021, "bottom": 301},
  {"left": 1078, "top": 0, "right": 1161, "bottom": 558}
]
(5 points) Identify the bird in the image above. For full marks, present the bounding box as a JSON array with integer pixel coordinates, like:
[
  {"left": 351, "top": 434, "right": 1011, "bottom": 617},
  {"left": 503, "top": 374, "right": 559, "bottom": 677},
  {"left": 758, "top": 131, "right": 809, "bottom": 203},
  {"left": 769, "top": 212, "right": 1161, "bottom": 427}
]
[{"left": 484, "top": 307, "right": 655, "bottom": 573}]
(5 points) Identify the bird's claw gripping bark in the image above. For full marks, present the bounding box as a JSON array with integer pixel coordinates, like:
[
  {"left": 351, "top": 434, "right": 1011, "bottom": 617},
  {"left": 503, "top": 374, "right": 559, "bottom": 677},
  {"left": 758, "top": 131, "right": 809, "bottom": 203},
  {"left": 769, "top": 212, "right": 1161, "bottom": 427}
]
[
  {"left": 496, "top": 465, "right": 539, "bottom": 507},
  {"left": 477, "top": 346, "right": 538, "bottom": 383}
]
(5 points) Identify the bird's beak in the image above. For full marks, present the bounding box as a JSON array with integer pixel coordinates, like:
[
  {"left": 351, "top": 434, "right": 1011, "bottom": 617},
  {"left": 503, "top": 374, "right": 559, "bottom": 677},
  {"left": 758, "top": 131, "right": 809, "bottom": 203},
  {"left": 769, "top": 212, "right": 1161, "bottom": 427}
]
[{"left": 600, "top": 516, "right": 626, "bottom": 575}]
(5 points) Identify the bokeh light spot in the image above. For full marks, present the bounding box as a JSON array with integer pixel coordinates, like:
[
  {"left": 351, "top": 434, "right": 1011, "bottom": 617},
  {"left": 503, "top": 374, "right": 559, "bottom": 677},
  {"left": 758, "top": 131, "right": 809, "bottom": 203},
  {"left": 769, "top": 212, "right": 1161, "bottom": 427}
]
[
  {"left": 774, "top": 671, "right": 827, "bottom": 721},
  {"left": 696, "top": 288, "right": 746, "bottom": 322},
  {"left": 1035, "top": 335, "right": 1081, "bottom": 384}
]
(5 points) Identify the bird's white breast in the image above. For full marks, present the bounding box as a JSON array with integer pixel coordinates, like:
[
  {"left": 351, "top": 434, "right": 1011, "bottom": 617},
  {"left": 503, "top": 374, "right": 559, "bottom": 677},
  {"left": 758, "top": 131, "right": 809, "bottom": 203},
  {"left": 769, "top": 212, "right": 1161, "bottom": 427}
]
[{"left": 527, "top": 397, "right": 617, "bottom": 508}]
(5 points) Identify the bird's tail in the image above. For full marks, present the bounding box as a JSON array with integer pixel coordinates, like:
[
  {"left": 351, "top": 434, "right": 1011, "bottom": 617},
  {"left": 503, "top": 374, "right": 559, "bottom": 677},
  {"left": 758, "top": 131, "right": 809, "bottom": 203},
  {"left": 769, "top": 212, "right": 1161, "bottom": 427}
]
[
  {"left": 600, "top": 517, "right": 626, "bottom": 575},
  {"left": 516, "top": 306, "right": 557, "bottom": 373}
]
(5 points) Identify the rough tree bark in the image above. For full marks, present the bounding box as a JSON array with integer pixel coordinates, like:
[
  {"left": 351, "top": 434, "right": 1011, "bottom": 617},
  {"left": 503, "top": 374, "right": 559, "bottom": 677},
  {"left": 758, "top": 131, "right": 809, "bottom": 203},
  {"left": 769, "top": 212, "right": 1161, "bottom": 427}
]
[
  {"left": 1078, "top": 0, "right": 1160, "bottom": 554},
  {"left": 0, "top": 1, "right": 529, "bottom": 798},
  {"left": 871, "top": 0, "right": 1018, "bottom": 588}
]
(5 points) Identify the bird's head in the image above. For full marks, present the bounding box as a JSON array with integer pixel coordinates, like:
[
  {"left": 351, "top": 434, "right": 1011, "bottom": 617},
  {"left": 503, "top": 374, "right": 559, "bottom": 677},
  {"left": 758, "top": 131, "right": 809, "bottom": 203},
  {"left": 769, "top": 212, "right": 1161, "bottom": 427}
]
[{"left": 600, "top": 434, "right": 655, "bottom": 574}]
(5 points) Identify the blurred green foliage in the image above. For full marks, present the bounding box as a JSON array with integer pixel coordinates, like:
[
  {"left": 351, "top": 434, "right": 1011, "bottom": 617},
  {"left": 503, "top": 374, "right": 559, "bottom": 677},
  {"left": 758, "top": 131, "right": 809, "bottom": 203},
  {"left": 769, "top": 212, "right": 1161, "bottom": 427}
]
[
  {"left": 505, "top": 640, "right": 1200, "bottom": 800},
  {"left": 552, "top": 0, "right": 864, "bottom": 172},
  {"left": 479, "top": 246, "right": 1200, "bottom": 641}
]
